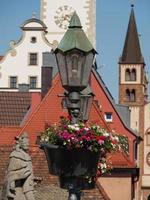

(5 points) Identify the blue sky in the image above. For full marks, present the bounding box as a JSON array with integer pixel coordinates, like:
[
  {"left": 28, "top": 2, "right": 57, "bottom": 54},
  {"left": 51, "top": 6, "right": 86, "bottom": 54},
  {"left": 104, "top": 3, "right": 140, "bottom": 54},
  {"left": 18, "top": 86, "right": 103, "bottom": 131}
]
[{"left": 0, "top": 0, "right": 150, "bottom": 101}]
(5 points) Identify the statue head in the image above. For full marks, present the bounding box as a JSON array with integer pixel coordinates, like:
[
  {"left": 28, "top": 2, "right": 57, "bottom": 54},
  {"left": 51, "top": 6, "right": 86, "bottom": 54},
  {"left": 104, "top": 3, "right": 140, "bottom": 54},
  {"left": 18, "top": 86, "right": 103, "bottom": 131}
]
[{"left": 19, "top": 132, "right": 29, "bottom": 151}]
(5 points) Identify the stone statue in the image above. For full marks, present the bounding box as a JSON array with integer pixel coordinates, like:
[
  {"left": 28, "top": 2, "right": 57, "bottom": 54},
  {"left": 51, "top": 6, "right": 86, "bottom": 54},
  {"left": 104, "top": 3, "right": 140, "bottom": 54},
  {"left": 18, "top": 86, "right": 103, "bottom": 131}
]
[{"left": 2, "top": 132, "right": 35, "bottom": 200}]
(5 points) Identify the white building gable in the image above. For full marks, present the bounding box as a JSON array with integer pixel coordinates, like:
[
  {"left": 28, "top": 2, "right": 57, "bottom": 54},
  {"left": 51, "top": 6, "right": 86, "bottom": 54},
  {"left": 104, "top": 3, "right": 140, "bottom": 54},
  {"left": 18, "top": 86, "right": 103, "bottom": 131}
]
[{"left": 0, "top": 18, "right": 53, "bottom": 91}]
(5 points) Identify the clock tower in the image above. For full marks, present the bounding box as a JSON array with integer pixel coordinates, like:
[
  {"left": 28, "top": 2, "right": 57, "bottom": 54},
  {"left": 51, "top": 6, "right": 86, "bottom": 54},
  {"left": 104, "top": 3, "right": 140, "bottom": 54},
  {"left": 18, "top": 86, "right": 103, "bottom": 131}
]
[{"left": 40, "top": 0, "right": 96, "bottom": 47}]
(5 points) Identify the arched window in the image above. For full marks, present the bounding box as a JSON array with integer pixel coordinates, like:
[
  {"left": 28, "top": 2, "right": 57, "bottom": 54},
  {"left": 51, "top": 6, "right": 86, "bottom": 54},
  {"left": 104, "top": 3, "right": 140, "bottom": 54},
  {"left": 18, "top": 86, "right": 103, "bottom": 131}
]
[
  {"left": 125, "top": 68, "right": 131, "bottom": 81},
  {"left": 131, "top": 68, "right": 136, "bottom": 81},
  {"left": 130, "top": 89, "right": 136, "bottom": 101},
  {"left": 126, "top": 89, "right": 130, "bottom": 101},
  {"left": 126, "top": 89, "right": 136, "bottom": 102},
  {"left": 146, "top": 130, "right": 150, "bottom": 145}
]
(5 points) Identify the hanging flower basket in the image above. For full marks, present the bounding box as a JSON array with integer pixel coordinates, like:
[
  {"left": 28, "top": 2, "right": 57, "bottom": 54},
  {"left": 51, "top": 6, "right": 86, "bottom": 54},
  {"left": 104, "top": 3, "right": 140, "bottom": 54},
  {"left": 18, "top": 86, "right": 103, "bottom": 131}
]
[
  {"left": 42, "top": 143, "right": 100, "bottom": 176},
  {"left": 42, "top": 143, "right": 99, "bottom": 189},
  {"left": 40, "top": 116, "right": 127, "bottom": 189}
]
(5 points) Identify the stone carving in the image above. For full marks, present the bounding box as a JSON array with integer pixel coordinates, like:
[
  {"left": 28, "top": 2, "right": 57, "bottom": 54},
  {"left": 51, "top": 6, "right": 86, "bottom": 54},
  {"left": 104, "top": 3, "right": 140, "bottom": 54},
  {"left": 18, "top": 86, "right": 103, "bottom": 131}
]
[
  {"left": 2, "top": 132, "right": 35, "bottom": 200},
  {"left": 9, "top": 41, "right": 17, "bottom": 57}
]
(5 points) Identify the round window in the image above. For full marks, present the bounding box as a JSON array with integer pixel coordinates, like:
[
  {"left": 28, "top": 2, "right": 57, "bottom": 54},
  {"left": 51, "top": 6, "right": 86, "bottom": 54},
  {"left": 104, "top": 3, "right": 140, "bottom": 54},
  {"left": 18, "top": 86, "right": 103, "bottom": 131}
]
[{"left": 31, "top": 37, "right": 37, "bottom": 43}]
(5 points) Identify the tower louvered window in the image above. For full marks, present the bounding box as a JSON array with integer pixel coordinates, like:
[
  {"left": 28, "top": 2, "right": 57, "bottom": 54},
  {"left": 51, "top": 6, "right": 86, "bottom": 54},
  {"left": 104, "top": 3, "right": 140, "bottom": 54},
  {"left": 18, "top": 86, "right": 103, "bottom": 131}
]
[
  {"left": 130, "top": 89, "right": 136, "bottom": 101},
  {"left": 125, "top": 69, "right": 131, "bottom": 81},
  {"left": 126, "top": 89, "right": 136, "bottom": 102},
  {"left": 131, "top": 68, "right": 136, "bottom": 81},
  {"left": 125, "top": 68, "right": 136, "bottom": 81}
]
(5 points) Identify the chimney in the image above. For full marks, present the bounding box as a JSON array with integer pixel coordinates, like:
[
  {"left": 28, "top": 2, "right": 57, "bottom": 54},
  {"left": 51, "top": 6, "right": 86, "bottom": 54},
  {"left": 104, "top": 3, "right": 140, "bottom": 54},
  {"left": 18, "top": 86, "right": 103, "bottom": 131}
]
[
  {"left": 41, "top": 52, "right": 57, "bottom": 99},
  {"left": 18, "top": 83, "right": 29, "bottom": 92}
]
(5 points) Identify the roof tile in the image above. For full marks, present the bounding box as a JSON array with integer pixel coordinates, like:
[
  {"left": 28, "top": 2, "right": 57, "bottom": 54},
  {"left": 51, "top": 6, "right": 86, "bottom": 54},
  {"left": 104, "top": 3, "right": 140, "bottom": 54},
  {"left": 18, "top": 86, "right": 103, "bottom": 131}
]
[{"left": 0, "top": 92, "right": 31, "bottom": 126}]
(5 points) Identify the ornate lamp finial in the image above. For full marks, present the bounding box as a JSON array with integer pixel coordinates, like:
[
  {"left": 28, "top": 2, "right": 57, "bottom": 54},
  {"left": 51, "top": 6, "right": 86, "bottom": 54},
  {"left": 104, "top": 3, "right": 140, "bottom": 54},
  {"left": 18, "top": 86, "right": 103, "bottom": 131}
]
[
  {"left": 131, "top": 0, "right": 134, "bottom": 8},
  {"left": 32, "top": 12, "right": 36, "bottom": 18}
]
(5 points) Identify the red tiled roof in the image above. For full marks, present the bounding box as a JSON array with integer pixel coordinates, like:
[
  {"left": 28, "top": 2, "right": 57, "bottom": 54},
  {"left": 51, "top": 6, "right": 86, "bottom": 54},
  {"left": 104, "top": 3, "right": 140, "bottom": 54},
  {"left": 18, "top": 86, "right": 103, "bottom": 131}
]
[
  {"left": 18, "top": 75, "right": 113, "bottom": 145},
  {"left": 0, "top": 127, "right": 21, "bottom": 145},
  {"left": 0, "top": 92, "right": 31, "bottom": 126},
  {"left": 0, "top": 92, "right": 41, "bottom": 127},
  {"left": 107, "top": 151, "right": 136, "bottom": 168}
]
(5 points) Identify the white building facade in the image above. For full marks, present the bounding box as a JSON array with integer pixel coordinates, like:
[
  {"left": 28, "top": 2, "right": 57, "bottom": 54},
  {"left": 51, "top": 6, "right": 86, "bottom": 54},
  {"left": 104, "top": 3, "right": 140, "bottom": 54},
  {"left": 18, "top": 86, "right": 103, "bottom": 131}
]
[{"left": 0, "top": 18, "right": 53, "bottom": 91}]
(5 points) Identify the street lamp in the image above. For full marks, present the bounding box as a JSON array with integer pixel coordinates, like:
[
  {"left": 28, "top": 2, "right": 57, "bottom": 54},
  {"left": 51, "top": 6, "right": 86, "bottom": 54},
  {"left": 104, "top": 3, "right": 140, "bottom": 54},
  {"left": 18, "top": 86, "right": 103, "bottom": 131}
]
[
  {"left": 55, "top": 11, "right": 96, "bottom": 124},
  {"left": 41, "top": 12, "right": 97, "bottom": 200}
]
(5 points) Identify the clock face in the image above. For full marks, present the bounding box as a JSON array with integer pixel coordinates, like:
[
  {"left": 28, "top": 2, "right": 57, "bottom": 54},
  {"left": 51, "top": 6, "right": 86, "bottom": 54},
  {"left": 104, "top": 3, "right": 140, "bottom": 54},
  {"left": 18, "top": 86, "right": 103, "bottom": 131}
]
[{"left": 54, "top": 5, "right": 74, "bottom": 30}]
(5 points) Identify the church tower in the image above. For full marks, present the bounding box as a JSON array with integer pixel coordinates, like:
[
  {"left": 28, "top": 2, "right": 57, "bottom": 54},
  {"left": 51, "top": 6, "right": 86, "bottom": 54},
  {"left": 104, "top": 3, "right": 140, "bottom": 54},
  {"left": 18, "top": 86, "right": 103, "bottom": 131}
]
[
  {"left": 119, "top": 5, "right": 149, "bottom": 199},
  {"left": 40, "top": 0, "right": 96, "bottom": 47},
  {"left": 119, "top": 5, "right": 148, "bottom": 132}
]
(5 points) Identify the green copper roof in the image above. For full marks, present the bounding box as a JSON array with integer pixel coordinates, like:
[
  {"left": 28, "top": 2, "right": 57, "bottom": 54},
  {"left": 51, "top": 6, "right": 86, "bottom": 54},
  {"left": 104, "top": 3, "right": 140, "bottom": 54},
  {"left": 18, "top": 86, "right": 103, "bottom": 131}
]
[
  {"left": 57, "top": 12, "right": 95, "bottom": 53},
  {"left": 69, "top": 11, "right": 82, "bottom": 28}
]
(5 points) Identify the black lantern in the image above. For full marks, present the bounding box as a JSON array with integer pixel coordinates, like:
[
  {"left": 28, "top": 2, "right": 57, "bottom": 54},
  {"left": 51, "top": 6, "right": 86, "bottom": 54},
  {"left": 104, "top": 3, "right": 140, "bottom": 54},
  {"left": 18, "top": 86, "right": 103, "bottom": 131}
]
[
  {"left": 80, "top": 86, "right": 94, "bottom": 122},
  {"left": 62, "top": 86, "right": 94, "bottom": 122},
  {"left": 55, "top": 12, "right": 96, "bottom": 124},
  {"left": 55, "top": 12, "right": 96, "bottom": 92}
]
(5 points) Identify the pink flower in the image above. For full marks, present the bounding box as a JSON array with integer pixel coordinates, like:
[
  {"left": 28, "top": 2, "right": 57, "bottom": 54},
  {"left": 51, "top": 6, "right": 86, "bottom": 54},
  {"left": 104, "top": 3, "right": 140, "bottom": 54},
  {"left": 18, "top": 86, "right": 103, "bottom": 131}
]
[
  {"left": 60, "top": 131, "right": 71, "bottom": 140},
  {"left": 98, "top": 139, "right": 104, "bottom": 145}
]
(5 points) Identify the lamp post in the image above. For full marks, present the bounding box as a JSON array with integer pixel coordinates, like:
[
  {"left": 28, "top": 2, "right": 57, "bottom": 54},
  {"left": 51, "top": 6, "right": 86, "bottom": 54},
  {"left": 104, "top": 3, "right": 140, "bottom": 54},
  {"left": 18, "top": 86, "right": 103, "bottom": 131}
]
[
  {"left": 53, "top": 12, "right": 96, "bottom": 200},
  {"left": 55, "top": 11, "right": 96, "bottom": 124}
]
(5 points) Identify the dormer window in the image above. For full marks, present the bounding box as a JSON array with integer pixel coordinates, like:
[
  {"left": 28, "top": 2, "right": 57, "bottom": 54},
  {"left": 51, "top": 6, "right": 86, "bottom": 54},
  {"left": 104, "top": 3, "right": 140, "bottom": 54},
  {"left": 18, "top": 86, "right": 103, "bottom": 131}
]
[
  {"left": 104, "top": 112, "right": 113, "bottom": 122},
  {"left": 31, "top": 37, "right": 37, "bottom": 43}
]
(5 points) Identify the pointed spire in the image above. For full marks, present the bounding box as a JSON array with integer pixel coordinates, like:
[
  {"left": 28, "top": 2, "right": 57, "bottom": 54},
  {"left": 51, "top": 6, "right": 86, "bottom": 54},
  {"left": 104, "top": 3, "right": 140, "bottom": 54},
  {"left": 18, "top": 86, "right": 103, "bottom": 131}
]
[{"left": 120, "top": 5, "right": 144, "bottom": 64}]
